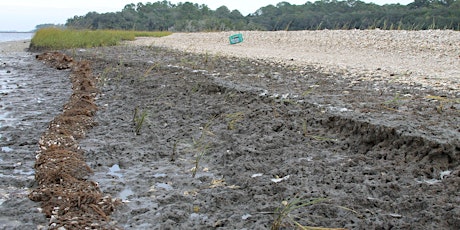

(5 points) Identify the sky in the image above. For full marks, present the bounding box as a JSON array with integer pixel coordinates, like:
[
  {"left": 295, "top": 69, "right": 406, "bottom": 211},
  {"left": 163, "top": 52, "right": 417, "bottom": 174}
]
[{"left": 0, "top": 0, "right": 415, "bottom": 31}]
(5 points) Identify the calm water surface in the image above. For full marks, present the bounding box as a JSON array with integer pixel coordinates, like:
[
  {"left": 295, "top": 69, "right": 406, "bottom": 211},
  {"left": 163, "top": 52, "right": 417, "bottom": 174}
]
[{"left": 0, "top": 32, "right": 34, "bottom": 42}]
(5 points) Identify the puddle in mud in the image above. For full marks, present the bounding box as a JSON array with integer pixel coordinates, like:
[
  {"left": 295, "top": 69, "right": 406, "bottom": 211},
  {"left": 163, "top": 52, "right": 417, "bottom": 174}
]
[
  {"left": 108, "top": 164, "right": 123, "bottom": 178},
  {"left": 155, "top": 182, "right": 173, "bottom": 191},
  {"left": 153, "top": 173, "right": 166, "bottom": 178},
  {"left": 0, "top": 80, "right": 18, "bottom": 92},
  {"left": 416, "top": 170, "right": 453, "bottom": 185},
  {"left": 107, "top": 164, "right": 134, "bottom": 200},
  {"left": 120, "top": 188, "right": 134, "bottom": 200},
  {"left": 1, "top": 146, "right": 13, "bottom": 152},
  {"left": 13, "top": 168, "right": 34, "bottom": 176}
]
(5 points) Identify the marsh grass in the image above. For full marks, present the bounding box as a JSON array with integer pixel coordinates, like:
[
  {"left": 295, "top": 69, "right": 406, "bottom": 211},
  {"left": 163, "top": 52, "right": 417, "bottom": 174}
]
[
  {"left": 97, "top": 66, "right": 113, "bottom": 87},
  {"left": 30, "top": 28, "right": 171, "bottom": 50},
  {"left": 302, "top": 119, "right": 336, "bottom": 142},
  {"left": 133, "top": 107, "right": 148, "bottom": 135},
  {"left": 302, "top": 85, "right": 320, "bottom": 97},
  {"left": 203, "top": 51, "right": 216, "bottom": 70},
  {"left": 97, "top": 63, "right": 123, "bottom": 88},
  {"left": 382, "top": 93, "right": 407, "bottom": 111},
  {"left": 115, "top": 58, "right": 125, "bottom": 83},
  {"left": 385, "top": 93, "right": 402, "bottom": 104},
  {"left": 272, "top": 101, "right": 280, "bottom": 118},
  {"left": 180, "top": 57, "right": 199, "bottom": 70},
  {"left": 272, "top": 197, "right": 346, "bottom": 230},
  {"left": 191, "top": 83, "right": 201, "bottom": 93},
  {"left": 425, "top": 95, "right": 460, "bottom": 113},
  {"left": 141, "top": 63, "right": 161, "bottom": 81},
  {"left": 302, "top": 87, "right": 315, "bottom": 96},
  {"left": 307, "top": 135, "right": 337, "bottom": 142},
  {"left": 191, "top": 117, "right": 216, "bottom": 178},
  {"left": 302, "top": 120, "right": 308, "bottom": 137},
  {"left": 224, "top": 112, "right": 244, "bottom": 130},
  {"left": 272, "top": 197, "right": 325, "bottom": 230},
  {"left": 171, "top": 140, "right": 178, "bottom": 162}
]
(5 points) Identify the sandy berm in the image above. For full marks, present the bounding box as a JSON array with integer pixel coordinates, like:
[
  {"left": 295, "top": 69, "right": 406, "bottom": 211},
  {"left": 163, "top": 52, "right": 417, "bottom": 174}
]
[{"left": 129, "top": 30, "right": 460, "bottom": 92}]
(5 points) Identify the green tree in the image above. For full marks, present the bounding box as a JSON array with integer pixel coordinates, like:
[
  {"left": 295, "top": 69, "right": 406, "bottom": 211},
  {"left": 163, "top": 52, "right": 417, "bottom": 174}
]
[{"left": 64, "top": 0, "right": 460, "bottom": 31}]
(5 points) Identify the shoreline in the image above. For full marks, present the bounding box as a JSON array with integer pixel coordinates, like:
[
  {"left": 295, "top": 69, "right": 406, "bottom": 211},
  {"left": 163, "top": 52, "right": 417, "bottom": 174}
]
[
  {"left": 0, "top": 39, "right": 62, "bottom": 229},
  {"left": 0, "top": 40, "right": 31, "bottom": 53}
]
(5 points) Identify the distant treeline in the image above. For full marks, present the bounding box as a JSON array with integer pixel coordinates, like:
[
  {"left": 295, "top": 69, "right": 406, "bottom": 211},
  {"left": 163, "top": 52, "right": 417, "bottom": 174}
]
[{"left": 65, "top": 0, "right": 460, "bottom": 31}]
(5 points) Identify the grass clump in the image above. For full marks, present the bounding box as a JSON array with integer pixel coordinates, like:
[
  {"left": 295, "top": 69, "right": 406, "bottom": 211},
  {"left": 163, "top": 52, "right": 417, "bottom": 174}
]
[
  {"left": 133, "top": 107, "right": 148, "bottom": 135},
  {"left": 132, "top": 31, "right": 172, "bottom": 37},
  {"left": 271, "top": 197, "right": 345, "bottom": 230},
  {"left": 30, "top": 28, "right": 172, "bottom": 50},
  {"left": 224, "top": 112, "right": 244, "bottom": 130},
  {"left": 191, "top": 117, "right": 216, "bottom": 178},
  {"left": 425, "top": 95, "right": 460, "bottom": 113}
]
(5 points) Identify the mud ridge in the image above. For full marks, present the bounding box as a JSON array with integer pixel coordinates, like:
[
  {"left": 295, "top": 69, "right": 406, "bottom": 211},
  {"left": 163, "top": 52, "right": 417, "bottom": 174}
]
[
  {"left": 325, "top": 116, "right": 458, "bottom": 167},
  {"left": 28, "top": 52, "right": 121, "bottom": 229},
  {"left": 169, "top": 57, "right": 459, "bottom": 175},
  {"left": 207, "top": 72, "right": 459, "bottom": 179}
]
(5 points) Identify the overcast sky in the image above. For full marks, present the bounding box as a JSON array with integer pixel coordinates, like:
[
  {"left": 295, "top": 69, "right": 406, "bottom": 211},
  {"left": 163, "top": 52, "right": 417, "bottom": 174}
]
[{"left": 0, "top": 0, "right": 414, "bottom": 31}]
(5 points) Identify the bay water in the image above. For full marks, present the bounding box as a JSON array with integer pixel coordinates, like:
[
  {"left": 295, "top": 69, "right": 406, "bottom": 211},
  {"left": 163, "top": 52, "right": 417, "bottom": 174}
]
[{"left": 0, "top": 32, "right": 34, "bottom": 42}]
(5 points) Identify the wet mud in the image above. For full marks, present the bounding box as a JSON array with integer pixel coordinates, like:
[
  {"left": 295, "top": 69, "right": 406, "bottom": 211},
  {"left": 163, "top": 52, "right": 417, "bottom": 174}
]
[
  {"left": 1, "top": 50, "right": 65, "bottom": 228},
  {"left": 77, "top": 46, "right": 458, "bottom": 229},
  {"left": 1, "top": 44, "right": 459, "bottom": 229}
]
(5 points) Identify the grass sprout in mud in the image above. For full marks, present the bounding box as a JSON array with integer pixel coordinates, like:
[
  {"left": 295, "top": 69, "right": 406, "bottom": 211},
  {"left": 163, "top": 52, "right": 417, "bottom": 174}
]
[
  {"left": 271, "top": 197, "right": 344, "bottom": 230},
  {"left": 425, "top": 95, "right": 460, "bottom": 114},
  {"left": 191, "top": 116, "right": 216, "bottom": 178},
  {"left": 133, "top": 106, "right": 148, "bottom": 135},
  {"left": 98, "top": 65, "right": 113, "bottom": 87},
  {"left": 224, "top": 112, "right": 245, "bottom": 130},
  {"left": 382, "top": 92, "right": 408, "bottom": 111},
  {"left": 142, "top": 62, "right": 160, "bottom": 81}
]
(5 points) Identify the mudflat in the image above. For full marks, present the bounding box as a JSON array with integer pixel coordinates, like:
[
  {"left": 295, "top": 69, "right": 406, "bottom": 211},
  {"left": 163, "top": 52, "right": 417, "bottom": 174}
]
[{"left": 0, "top": 30, "right": 459, "bottom": 229}]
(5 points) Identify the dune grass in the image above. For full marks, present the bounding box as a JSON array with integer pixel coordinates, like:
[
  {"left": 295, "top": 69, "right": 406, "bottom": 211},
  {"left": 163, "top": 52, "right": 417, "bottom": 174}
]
[{"left": 30, "top": 28, "right": 171, "bottom": 50}]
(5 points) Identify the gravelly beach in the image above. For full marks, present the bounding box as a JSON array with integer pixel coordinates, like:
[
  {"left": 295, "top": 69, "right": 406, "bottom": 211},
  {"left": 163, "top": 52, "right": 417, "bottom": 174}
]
[
  {"left": 129, "top": 30, "right": 460, "bottom": 92},
  {"left": 1, "top": 30, "right": 459, "bottom": 229}
]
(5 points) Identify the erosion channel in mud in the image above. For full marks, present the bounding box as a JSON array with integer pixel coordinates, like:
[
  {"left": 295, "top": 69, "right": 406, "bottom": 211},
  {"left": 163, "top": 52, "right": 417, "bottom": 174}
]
[{"left": 70, "top": 45, "right": 459, "bottom": 229}]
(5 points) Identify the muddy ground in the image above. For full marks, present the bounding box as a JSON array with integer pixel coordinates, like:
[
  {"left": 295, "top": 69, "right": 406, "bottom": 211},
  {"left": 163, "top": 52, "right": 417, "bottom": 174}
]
[
  {"left": 1, "top": 44, "right": 65, "bottom": 229},
  {"left": 1, "top": 41, "right": 459, "bottom": 229}
]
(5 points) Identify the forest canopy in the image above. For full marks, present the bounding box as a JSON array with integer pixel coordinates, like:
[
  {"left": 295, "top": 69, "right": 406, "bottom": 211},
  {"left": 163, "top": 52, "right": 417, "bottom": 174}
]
[{"left": 65, "top": 0, "right": 460, "bottom": 31}]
